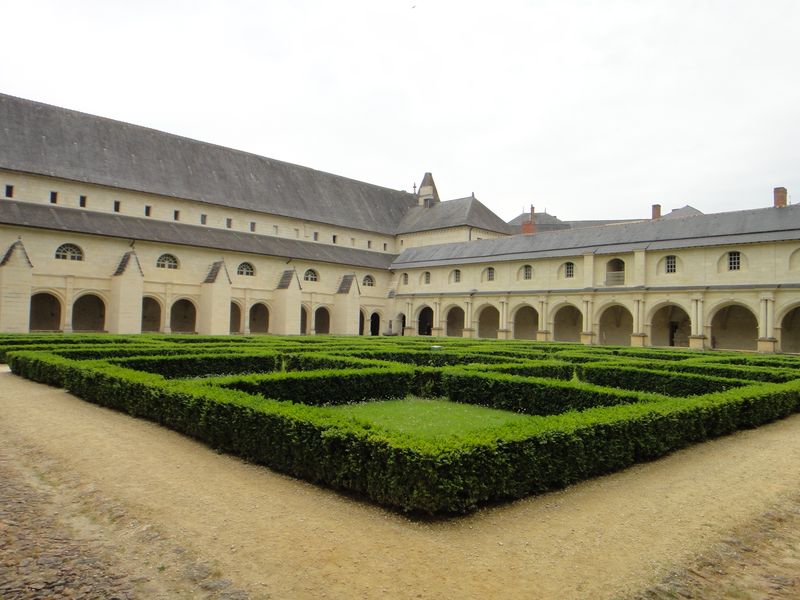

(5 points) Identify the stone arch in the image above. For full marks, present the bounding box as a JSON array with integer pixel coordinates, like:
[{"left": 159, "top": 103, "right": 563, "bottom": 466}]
[
  {"left": 780, "top": 305, "right": 800, "bottom": 353},
  {"left": 72, "top": 293, "right": 106, "bottom": 332},
  {"left": 445, "top": 305, "right": 465, "bottom": 337},
  {"left": 141, "top": 296, "right": 162, "bottom": 332},
  {"left": 716, "top": 250, "right": 748, "bottom": 273},
  {"left": 710, "top": 302, "right": 758, "bottom": 350},
  {"left": 230, "top": 301, "right": 242, "bottom": 334},
  {"left": 789, "top": 248, "right": 800, "bottom": 271},
  {"left": 29, "top": 292, "right": 62, "bottom": 331},
  {"left": 396, "top": 313, "right": 406, "bottom": 336},
  {"left": 300, "top": 305, "right": 309, "bottom": 335},
  {"left": 477, "top": 304, "right": 500, "bottom": 339},
  {"left": 512, "top": 304, "right": 538, "bottom": 340},
  {"left": 314, "top": 306, "right": 331, "bottom": 334},
  {"left": 417, "top": 306, "right": 433, "bottom": 336},
  {"left": 370, "top": 312, "right": 380, "bottom": 336},
  {"left": 649, "top": 303, "right": 691, "bottom": 347},
  {"left": 552, "top": 304, "right": 582, "bottom": 342},
  {"left": 598, "top": 304, "right": 633, "bottom": 345},
  {"left": 249, "top": 302, "right": 269, "bottom": 334},
  {"left": 170, "top": 298, "right": 197, "bottom": 333}
]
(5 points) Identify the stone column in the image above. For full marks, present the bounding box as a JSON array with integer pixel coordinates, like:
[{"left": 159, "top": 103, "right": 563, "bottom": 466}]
[
  {"left": 163, "top": 283, "right": 173, "bottom": 333},
  {"left": 498, "top": 297, "right": 510, "bottom": 340},
  {"left": 757, "top": 293, "right": 777, "bottom": 352},
  {"left": 463, "top": 297, "right": 474, "bottom": 338},
  {"left": 580, "top": 296, "right": 594, "bottom": 345},
  {"left": 689, "top": 294, "right": 706, "bottom": 349},
  {"left": 63, "top": 276, "right": 74, "bottom": 333},
  {"left": 536, "top": 297, "right": 550, "bottom": 341},
  {"left": 631, "top": 297, "right": 647, "bottom": 347}
]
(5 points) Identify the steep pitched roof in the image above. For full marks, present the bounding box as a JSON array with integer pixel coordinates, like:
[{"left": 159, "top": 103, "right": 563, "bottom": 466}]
[
  {"left": 0, "top": 239, "right": 33, "bottom": 267},
  {"left": 0, "top": 200, "right": 396, "bottom": 270},
  {"left": 396, "top": 196, "right": 512, "bottom": 235},
  {"left": 392, "top": 204, "right": 800, "bottom": 268},
  {"left": 0, "top": 94, "right": 416, "bottom": 235},
  {"left": 112, "top": 250, "right": 143, "bottom": 276}
]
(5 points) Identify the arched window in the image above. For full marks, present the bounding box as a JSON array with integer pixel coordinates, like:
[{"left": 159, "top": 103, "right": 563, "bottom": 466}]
[
  {"left": 362, "top": 274, "right": 375, "bottom": 287},
  {"left": 664, "top": 255, "right": 677, "bottom": 274},
  {"left": 423, "top": 271, "right": 431, "bottom": 284},
  {"left": 304, "top": 269, "right": 319, "bottom": 282},
  {"left": 402, "top": 273, "right": 409, "bottom": 285},
  {"left": 54, "top": 243, "right": 83, "bottom": 261},
  {"left": 156, "top": 254, "right": 179, "bottom": 269},
  {"left": 522, "top": 264, "right": 533, "bottom": 280},
  {"left": 485, "top": 267, "right": 495, "bottom": 282},
  {"left": 451, "top": 269, "right": 461, "bottom": 283},
  {"left": 728, "top": 250, "right": 741, "bottom": 271},
  {"left": 564, "top": 261, "right": 575, "bottom": 278},
  {"left": 237, "top": 262, "right": 255, "bottom": 276}
]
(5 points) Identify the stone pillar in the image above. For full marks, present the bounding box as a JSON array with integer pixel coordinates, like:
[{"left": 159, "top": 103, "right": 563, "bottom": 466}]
[
  {"left": 757, "top": 293, "right": 777, "bottom": 353},
  {"left": 536, "top": 297, "right": 550, "bottom": 341},
  {"left": 431, "top": 299, "right": 443, "bottom": 336},
  {"left": 403, "top": 300, "right": 414, "bottom": 336},
  {"left": 0, "top": 240, "right": 33, "bottom": 333},
  {"left": 580, "top": 296, "right": 594, "bottom": 345},
  {"left": 462, "top": 298, "right": 475, "bottom": 338},
  {"left": 332, "top": 276, "right": 360, "bottom": 335},
  {"left": 198, "top": 262, "right": 232, "bottom": 335},
  {"left": 63, "top": 276, "right": 75, "bottom": 333},
  {"left": 631, "top": 297, "right": 647, "bottom": 347},
  {"left": 272, "top": 270, "right": 302, "bottom": 335},
  {"left": 582, "top": 254, "right": 595, "bottom": 288},
  {"left": 689, "top": 294, "right": 707, "bottom": 349},
  {"left": 108, "top": 252, "right": 144, "bottom": 334},
  {"left": 163, "top": 284, "right": 173, "bottom": 334},
  {"left": 242, "top": 289, "right": 251, "bottom": 335},
  {"left": 498, "top": 297, "right": 511, "bottom": 340}
]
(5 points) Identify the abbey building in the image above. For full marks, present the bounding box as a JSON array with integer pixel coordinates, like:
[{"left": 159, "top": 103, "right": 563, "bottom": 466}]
[{"left": 1, "top": 93, "right": 798, "bottom": 352}]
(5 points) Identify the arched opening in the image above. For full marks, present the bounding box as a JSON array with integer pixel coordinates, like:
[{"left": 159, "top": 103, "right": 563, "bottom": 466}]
[
  {"left": 230, "top": 302, "right": 242, "bottom": 334},
  {"left": 781, "top": 307, "right": 800, "bottom": 353},
  {"left": 606, "top": 258, "right": 625, "bottom": 286},
  {"left": 141, "top": 297, "right": 161, "bottom": 332},
  {"left": 370, "top": 313, "right": 380, "bottom": 336},
  {"left": 445, "top": 306, "right": 465, "bottom": 337},
  {"left": 170, "top": 299, "right": 196, "bottom": 333},
  {"left": 29, "top": 293, "right": 61, "bottom": 331},
  {"left": 650, "top": 304, "right": 691, "bottom": 347},
  {"left": 598, "top": 305, "right": 633, "bottom": 345},
  {"left": 711, "top": 305, "right": 757, "bottom": 351},
  {"left": 418, "top": 307, "right": 433, "bottom": 336},
  {"left": 314, "top": 307, "right": 330, "bottom": 334},
  {"left": 72, "top": 294, "right": 105, "bottom": 332},
  {"left": 359, "top": 311, "right": 366, "bottom": 335},
  {"left": 397, "top": 313, "right": 406, "bottom": 336},
  {"left": 249, "top": 303, "right": 269, "bottom": 334},
  {"left": 513, "top": 306, "right": 538, "bottom": 339},
  {"left": 300, "top": 306, "right": 309, "bottom": 335},
  {"left": 553, "top": 305, "right": 581, "bottom": 342},
  {"left": 478, "top": 305, "right": 500, "bottom": 339}
]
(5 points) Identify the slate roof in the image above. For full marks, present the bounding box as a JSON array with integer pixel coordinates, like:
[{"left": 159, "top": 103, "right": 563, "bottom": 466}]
[
  {"left": 396, "top": 196, "right": 512, "bottom": 235},
  {"left": 112, "top": 250, "right": 143, "bottom": 276},
  {"left": 0, "top": 200, "right": 396, "bottom": 270},
  {"left": 0, "top": 93, "right": 416, "bottom": 235},
  {"left": 392, "top": 204, "right": 800, "bottom": 269},
  {"left": 0, "top": 239, "right": 33, "bottom": 267}
]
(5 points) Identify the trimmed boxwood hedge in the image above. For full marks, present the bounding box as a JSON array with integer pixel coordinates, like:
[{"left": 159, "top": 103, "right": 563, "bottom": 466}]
[{"left": 4, "top": 335, "right": 800, "bottom": 514}]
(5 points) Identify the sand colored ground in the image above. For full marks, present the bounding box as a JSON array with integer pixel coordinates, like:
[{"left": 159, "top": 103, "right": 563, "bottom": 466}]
[{"left": 1, "top": 365, "right": 799, "bottom": 599}]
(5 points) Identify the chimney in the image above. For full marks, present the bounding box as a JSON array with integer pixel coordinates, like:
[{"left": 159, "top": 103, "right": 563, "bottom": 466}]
[
  {"left": 774, "top": 187, "right": 788, "bottom": 208},
  {"left": 521, "top": 205, "right": 536, "bottom": 234},
  {"left": 651, "top": 204, "right": 662, "bottom": 219}
]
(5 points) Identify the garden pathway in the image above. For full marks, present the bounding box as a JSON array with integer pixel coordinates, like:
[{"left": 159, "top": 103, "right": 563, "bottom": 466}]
[{"left": 1, "top": 365, "right": 799, "bottom": 599}]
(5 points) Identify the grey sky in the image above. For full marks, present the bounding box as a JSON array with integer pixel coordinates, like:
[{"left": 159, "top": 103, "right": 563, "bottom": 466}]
[{"left": 4, "top": 0, "right": 798, "bottom": 222}]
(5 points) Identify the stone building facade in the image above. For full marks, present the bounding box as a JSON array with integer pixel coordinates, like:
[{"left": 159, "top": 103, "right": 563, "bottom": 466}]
[{"left": 1, "top": 94, "right": 798, "bottom": 352}]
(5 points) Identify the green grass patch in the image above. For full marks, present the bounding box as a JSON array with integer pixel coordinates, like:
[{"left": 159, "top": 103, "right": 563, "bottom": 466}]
[{"left": 324, "top": 396, "right": 533, "bottom": 440}]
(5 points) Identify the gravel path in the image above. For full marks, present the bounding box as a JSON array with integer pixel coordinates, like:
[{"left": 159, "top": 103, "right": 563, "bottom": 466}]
[{"left": 1, "top": 365, "right": 799, "bottom": 599}]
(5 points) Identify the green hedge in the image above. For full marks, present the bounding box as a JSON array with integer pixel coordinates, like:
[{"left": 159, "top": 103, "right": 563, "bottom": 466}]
[{"left": 110, "top": 352, "right": 283, "bottom": 378}]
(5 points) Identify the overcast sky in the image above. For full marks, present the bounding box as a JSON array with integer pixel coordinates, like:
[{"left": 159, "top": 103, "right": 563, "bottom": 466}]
[{"left": 4, "top": 0, "right": 799, "bottom": 221}]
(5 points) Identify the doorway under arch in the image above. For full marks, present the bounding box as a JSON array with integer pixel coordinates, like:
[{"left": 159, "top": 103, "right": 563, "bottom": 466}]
[
  {"left": 478, "top": 305, "right": 500, "bottom": 339},
  {"left": 418, "top": 307, "right": 433, "bottom": 336},
  {"left": 300, "top": 306, "right": 309, "bottom": 335},
  {"left": 711, "top": 304, "right": 757, "bottom": 350},
  {"left": 171, "top": 299, "right": 196, "bottom": 333},
  {"left": 370, "top": 313, "right": 380, "bottom": 336},
  {"left": 249, "top": 303, "right": 269, "bottom": 334},
  {"left": 29, "top": 293, "right": 61, "bottom": 331},
  {"left": 314, "top": 307, "right": 330, "bottom": 334},
  {"left": 397, "top": 313, "right": 406, "bottom": 336},
  {"left": 781, "top": 307, "right": 800, "bottom": 352},
  {"left": 445, "top": 306, "right": 465, "bottom": 337},
  {"left": 552, "top": 305, "right": 581, "bottom": 342},
  {"left": 141, "top": 297, "right": 161, "bottom": 332},
  {"left": 513, "top": 306, "right": 538, "bottom": 339},
  {"left": 650, "top": 304, "right": 691, "bottom": 347},
  {"left": 359, "top": 311, "right": 366, "bottom": 335},
  {"left": 598, "top": 305, "right": 633, "bottom": 345},
  {"left": 72, "top": 294, "right": 106, "bottom": 332},
  {"left": 230, "top": 302, "right": 242, "bottom": 334}
]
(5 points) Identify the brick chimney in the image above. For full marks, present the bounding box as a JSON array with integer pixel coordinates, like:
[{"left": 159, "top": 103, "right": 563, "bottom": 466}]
[
  {"left": 774, "top": 187, "right": 788, "bottom": 208},
  {"left": 651, "top": 204, "right": 662, "bottom": 219},
  {"left": 521, "top": 205, "right": 536, "bottom": 234}
]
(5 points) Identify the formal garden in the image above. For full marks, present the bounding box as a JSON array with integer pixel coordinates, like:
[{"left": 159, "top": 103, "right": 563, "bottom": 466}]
[{"left": 2, "top": 334, "right": 800, "bottom": 514}]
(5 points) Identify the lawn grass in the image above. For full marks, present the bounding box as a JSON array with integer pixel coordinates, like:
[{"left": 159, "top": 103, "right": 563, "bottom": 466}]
[{"left": 324, "top": 396, "right": 534, "bottom": 440}]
